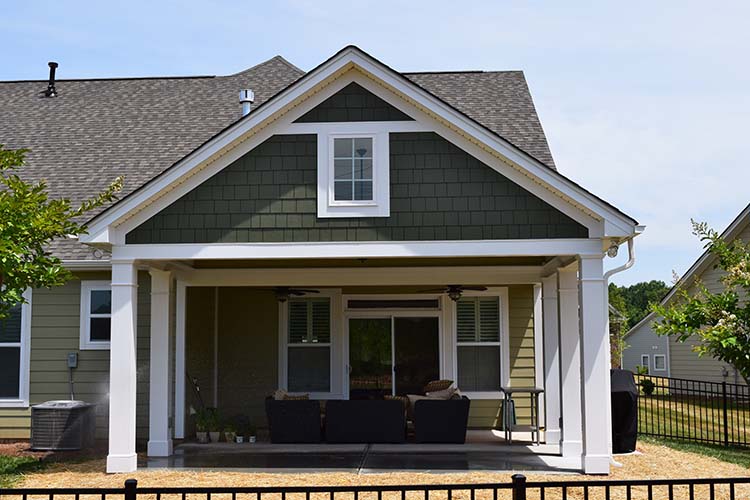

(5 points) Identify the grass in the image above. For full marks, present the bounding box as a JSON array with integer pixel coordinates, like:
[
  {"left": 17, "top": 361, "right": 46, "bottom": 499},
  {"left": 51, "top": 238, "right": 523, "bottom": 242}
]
[
  {"left": 0, "top": 455, "right": 45, "bottom": 488},
  {"left": 639, "top": 435, "right": 750, "bottom": 469}
]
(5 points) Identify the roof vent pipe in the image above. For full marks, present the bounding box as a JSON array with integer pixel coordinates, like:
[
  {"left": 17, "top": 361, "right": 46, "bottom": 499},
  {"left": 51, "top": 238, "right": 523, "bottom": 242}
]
[
  {"left": 239, "top": 89, "right": 254, "bottom": 116},
  {"left": 44, "top": 62, "right": 58, "bottom": 97}
]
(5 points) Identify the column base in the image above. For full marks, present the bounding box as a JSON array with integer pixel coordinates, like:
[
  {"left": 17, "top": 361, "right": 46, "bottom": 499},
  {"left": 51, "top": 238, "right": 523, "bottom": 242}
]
[
  {"left": 583, "top": 454, "right": 611, "bottom": 474},
  {"left": 560, "top": 439, "right": 582, "bottom": 457},
  {"left": 147, "top": 439, "right": 173, "bottom": 457},
  {"left": 544, "top": 428, "right": 561, "bottom": 444},
  {"left": 106, "top": 453, "right": 138, "bottom": 473}
]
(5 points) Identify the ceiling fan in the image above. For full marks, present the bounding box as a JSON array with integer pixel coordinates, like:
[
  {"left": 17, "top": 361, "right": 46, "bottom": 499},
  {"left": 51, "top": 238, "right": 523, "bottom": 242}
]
[
  {"left": 420, "top": 284, "right": 488, "bottom": 301},
  {"left": 273, "top": 286, "right": 320, "bottom": 302}
]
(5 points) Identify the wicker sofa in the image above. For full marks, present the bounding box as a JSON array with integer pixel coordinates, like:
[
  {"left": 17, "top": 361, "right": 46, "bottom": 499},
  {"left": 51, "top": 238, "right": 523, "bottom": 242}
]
[
  {"left": 324, "top": 399, "right": 406, "bottom": 443},
  {"left": 412, "top": 395, "right": 471, "bottom": 443},
  {"left": 265, "top": 397, "right": 322, "bottom": 443}
]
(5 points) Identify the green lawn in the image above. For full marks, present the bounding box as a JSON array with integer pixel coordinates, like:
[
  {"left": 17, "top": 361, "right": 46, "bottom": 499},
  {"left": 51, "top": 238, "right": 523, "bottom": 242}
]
[
  {"left": 639, "top": 435, "right": 750, "bottom": 469},
  {"left": 0, "top": 455, "right": 44, "bottom": 488}
]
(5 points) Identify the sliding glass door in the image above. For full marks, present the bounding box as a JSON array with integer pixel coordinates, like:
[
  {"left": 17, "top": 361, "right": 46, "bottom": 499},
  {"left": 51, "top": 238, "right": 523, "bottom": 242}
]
[{"left": 348, "top": 316, "right": 439, "bottom": 398}]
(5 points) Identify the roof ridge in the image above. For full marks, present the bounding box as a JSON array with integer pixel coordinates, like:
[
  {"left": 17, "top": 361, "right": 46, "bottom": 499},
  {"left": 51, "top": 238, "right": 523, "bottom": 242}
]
[
  {"left": 403, "top": 70, "right": 523, "bottom": 75},
  {"left": 225, "top": 55, "right": 304, "bottom": 78},
  {"left": 0, "top": 74, "right": 216, "bottom": 84}
]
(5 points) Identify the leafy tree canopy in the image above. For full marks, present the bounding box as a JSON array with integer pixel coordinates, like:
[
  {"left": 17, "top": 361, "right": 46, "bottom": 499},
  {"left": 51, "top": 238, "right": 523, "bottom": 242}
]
[
  {"left": 609, "top": 279, "right": 670, "bottom": 328},
  {"left": 0, "top": 145, "right": 122, "bottom": 318},
  {"left": 652, "top": 220, "right": 750, "bottom": 384}
]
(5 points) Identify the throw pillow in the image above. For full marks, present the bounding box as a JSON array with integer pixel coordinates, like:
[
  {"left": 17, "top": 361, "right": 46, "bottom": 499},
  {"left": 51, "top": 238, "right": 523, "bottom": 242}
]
[
  {"left": 423, "top": 379, "right": 454, "bottom": 393},
  {"left": 284, "top": 393, "right": 310, "bottom": 400},
  {"left": 426, "top": 386, "right": 456, "bottom": 400},
  {"left": 273, "top": 389, "right": 288, "bottom": 401}
]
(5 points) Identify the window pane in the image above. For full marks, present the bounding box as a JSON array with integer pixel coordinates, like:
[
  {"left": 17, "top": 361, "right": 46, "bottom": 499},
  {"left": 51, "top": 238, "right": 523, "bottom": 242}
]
[
  {"left": 333, "top": 138, "right": 352, "bottom": 157},
  {"left": 288, "top": 346, "right": 330, "bottom": 392},
  {"left": 334, "top": 181, "right": 353, "bottom": 201},
  {"left": 353, "top": 159, "right": 372, "bottom": 180},
  {"left": 90, "top": 317, "right": 111, "bottom": 342},
  {"left": 457, "top": 345, "right": 500, "bottom": 392},
  {"left": 478, "top": 297, "right": 500, "bottom": 342},
  {"left": 310, "top": 299, "right": 330, "bottom": 343},
  {"left": 0, "top": 303, "right": 22, "bottom": 343},
  {"left": 654, "top": 356, "right": 665, "bottom": 370},
  {"left": 353, "top": 137, "right": 372, "bottom": 158},
  {"left": 90, "top": 290, "right": 111, "bottom": 314},
  {"left": 288, "top": 301, "right": 308, "bottom": 343},
  {"left": 334, "top": 159, "right": 353, "bottom": 180},
  {"left": 353, "top": 181, "right": 373, "bottom": 201},
  {"left": 0, "top": 347, "right": 20, "bottom": 398}
]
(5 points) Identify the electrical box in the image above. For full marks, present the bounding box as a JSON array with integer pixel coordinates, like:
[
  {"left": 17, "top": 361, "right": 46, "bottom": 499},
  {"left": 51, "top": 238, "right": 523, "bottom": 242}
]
[{"left": 67, "top": 352, "right": 78, "bottom": 369}]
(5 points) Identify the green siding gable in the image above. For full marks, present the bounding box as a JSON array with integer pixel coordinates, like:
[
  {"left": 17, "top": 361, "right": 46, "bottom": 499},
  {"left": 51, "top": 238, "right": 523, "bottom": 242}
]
[
  {"left": 294, "top": 82, "right": 413, "bottom": 122},
  {"left": 127, "top": 132, "right": 587, "bottom": 244}
]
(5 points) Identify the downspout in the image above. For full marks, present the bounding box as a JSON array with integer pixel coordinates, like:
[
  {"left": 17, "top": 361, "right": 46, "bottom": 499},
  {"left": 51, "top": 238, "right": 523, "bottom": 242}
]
[{"left": 603, "top": 237, "right": 637, "bottom": 468}]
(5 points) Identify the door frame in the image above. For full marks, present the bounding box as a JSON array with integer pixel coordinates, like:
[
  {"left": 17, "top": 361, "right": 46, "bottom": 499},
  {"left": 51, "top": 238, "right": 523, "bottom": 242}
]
[{"left": 342, "top": 294, "right": 443, "bottom": 399}]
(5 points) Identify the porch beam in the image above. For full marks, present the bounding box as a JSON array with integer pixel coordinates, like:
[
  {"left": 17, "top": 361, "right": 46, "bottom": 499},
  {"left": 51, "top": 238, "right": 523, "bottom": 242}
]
[
  {"left": 147, "top": 269, "right": 173, "bottom": 457},
  {"left": 111, "top": 239, "right": 603, "bottom": 261},
  {"left": 558, "top": 264, "right": 583, "bottom": 459},
  {"left": 106, "top": 260, "right": 139, "bottom": 473},
  {"left": 578, "top": 254, "right": 611, "bottom": 474},
  {"left": 541, "top": 274, "right": 561, "bottom": 444},
  {"left": 174, "top": 266, "right": 543, "bottom": 287}
]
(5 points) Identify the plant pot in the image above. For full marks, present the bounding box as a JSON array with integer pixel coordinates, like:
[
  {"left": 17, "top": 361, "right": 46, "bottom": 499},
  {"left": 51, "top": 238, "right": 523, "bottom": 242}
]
[
  {"left": 225, "top": 432, "right": 236, "bottom": 443},
  {"left": 235, "top": 435, "right": 245, "bottom": 443},
  {"left": 196, "top": 431, "right": 209, "bottom": 444},
  {"left": 209, "top": 431, "right": 221, "bottom": 443},
  {"left": 248, "top": 435, "right": 257, "bottom": 443}
]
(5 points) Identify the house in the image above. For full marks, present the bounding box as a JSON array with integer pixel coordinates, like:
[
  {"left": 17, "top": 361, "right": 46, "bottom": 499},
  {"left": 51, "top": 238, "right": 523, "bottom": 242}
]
[
  {"left": 622, "top": 203, "right": 749, "bottom": 385},
  {"left": 0, "top": 46, "right": 642, "bottom": 474}
]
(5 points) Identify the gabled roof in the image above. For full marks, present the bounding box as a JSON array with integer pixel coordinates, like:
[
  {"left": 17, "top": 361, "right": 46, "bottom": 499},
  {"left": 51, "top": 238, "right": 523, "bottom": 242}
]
[{"left": 625, "top": 203, "right": 750, "bottom": 338}]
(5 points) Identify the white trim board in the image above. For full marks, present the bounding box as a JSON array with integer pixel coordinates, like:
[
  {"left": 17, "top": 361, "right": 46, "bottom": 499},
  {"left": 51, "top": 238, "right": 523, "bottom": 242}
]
[
  {"left": 111, "top": 238, "right": 604, "bottom": 261},
  {"left": 80, "top": 46, "right": 639, "bottom": 246},
  {"left": 0, "top": 289, "right": 32, "bottom": 408}
]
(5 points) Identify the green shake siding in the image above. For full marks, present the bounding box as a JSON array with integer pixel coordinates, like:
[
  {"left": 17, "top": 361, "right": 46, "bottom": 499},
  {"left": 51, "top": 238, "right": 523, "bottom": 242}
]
[{"left": 0, "top": 272, "right": 151, "bottom": 440}]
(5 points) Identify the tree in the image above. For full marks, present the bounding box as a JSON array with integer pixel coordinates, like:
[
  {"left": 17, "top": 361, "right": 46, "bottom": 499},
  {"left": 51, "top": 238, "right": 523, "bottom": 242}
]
[
  {"left": 615, "top": 280, "right": 670, "bottom": 326},
  {"left": 652, "top": 220, "right": 750, "bottom": 384},
  {"left": 0, "top": 145, "right": 122, "bottom": 318}
]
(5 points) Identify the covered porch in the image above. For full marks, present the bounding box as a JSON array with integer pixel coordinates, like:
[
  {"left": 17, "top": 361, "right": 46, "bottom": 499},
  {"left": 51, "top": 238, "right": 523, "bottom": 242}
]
[{"left": 106, "top": 240, "right": 614, "bottom": 475}]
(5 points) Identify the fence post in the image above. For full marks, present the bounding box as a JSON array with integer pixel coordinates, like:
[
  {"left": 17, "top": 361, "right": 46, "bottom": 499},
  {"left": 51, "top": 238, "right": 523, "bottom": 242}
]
[
  {"left": 511, "top": 474, "right": 527, "bottom": 500},
  {"left": 722, "top": 381, "right": 729, "bottom": 446},
  {"left": 124, "top": 479, "right": 137, "bottom": 500}
]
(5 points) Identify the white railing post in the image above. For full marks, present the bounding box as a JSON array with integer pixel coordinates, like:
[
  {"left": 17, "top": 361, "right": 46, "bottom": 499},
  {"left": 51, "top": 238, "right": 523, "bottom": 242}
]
[{"left": 107, "top": 260, "right": 138, "bottom": 473}]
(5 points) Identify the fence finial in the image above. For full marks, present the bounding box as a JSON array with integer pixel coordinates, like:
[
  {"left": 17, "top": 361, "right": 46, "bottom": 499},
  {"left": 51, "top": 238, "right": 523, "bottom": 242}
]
[{"left": 124, "top": 479, "right": 138, "bottom": 500}]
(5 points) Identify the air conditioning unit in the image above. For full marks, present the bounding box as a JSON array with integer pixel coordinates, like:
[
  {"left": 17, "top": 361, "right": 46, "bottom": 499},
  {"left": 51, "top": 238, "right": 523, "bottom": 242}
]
[{"left": 31, "top": 400, "right": 96, "bottom": 451}]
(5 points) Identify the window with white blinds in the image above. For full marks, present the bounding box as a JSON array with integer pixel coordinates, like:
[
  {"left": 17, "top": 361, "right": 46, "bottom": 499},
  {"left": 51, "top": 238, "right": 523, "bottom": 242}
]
[
  {"left": 456, "top": 296, "right": 501, "bottom": 392},
  {"left": 287, "top": 298, "right": 331, "bottom": 392}
]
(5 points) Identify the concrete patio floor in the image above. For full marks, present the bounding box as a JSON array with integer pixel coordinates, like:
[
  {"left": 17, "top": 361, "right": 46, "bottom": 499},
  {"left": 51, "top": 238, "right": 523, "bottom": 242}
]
[{"left": 145, "top": 430, "right": 582, "bottom": 474}]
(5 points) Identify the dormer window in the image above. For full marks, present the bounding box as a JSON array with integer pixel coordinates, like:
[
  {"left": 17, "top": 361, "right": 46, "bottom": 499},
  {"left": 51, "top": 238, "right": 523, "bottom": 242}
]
[{"left": 317, "top": 128, "right": 390, "bottom": 218}]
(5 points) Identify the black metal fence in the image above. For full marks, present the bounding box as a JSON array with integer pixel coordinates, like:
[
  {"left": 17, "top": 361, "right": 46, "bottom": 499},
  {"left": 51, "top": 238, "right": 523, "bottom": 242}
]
[
  {"left": 635, "top": 374, "right": 750, "bottom": 447},
  {"left": 3, "top": 477, "right": 750, "bottom": 500}
]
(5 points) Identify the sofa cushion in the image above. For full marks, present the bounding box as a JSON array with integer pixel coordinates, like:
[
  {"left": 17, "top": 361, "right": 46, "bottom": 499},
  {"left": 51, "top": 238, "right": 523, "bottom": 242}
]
[{"left": 426, "top": 387, "right": 456, "bottom": 399}]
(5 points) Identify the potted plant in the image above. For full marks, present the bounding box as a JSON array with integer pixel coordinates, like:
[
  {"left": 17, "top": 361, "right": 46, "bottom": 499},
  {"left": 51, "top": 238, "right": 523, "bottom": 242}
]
[
  {"left": 207, "top": 408, "right": 221, "bottom": 443},
  {"left": 195, "top": 408, "right": 211, "bottom": 443},
  {"left": 224, "top": 423, "right": 237, "bottom": 443},
  {"left": 246, "top": 422, "right": 257, "bottom": 443}
]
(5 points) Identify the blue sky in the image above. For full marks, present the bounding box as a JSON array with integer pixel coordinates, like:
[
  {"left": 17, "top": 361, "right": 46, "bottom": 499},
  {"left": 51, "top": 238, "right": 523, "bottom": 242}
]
[{"left": 3, "top": 1, "right": 749, "bottom": 286}]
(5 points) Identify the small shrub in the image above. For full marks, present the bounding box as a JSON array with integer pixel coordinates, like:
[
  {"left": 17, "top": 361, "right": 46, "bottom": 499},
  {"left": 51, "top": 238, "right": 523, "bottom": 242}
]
[{"left": 640, "top": 378, "right": 655, "bottom": 395}]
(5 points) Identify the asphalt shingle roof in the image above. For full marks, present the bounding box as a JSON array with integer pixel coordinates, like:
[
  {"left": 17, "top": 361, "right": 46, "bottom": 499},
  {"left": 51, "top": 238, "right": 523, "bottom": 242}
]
[{"left": 0, "top": 56, "right": 556, "bottom": 260}]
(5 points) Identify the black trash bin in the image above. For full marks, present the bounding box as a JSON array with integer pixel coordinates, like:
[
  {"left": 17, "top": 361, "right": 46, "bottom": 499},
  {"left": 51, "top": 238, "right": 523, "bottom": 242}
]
[{"left": 611, "top": 369, "right": 638, "bottom": 453}]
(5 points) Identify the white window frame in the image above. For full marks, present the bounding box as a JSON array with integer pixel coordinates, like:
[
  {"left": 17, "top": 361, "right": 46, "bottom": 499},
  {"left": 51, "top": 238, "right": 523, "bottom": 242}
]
[
  {"left": 0, "top": 289, "right": 32, "bottom": 408},
  {"left": 316, "top": 124, "right": 390, "bottom": 218},
  {"left": 653, "top": 354, "right": 666, "bottom": 371},
  {"left": 278, "top": 289, "right": 343, "bottom": 399},
  {"left": 640, "top": 354, "right": 650, "bottom": 373},
  {"left": 451, "top": 288, "right": 510, "bottom": 400},
  {"left": 79, "top": 280, "right": 112, "bottom": 350}
]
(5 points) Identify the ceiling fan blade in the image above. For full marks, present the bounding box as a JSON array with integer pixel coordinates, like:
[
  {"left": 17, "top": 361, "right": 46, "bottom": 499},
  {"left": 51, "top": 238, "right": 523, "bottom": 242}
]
[
  {"left": 418, "top": 288, "right": 447, "bottom": 293},
  {"left": 294, "top": 289, "right": 320, "bottom": 294},
  {"left": 462, "top": 286, "right": 489, "bottom": 291}
]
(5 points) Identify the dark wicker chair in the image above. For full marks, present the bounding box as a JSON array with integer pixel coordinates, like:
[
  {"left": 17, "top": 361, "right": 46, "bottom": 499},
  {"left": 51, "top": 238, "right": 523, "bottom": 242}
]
[
  {"left": 325, "top": 399, "right": 406, "bottom": 443},
  {"left": 265, "top": 397, "right": 322, "bottom": 443},
  {"left": 413, "top": 396, "right": 471, "bottom": 443}
]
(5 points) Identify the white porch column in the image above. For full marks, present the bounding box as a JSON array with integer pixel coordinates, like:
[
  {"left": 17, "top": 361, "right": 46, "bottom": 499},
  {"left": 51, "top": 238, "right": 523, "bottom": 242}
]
[
  {"left": 558, "top": 264, "right": 582, "bottom": 458},
  {"left": 541, "top": 274, "right": 561, "bottom": 444},
  {"left": 147, "top": 269, "right": 173, "bottom": 457},
  {"left": 578, "top": 254, "right": 610, "bottom": 474},
  {"left": 107, "top": 260, "right": 139, "bottom": 473}
]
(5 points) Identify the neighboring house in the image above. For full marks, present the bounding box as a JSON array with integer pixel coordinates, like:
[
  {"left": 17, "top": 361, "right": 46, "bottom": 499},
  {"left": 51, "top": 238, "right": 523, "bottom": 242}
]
[
  {"left": 0, "top": 46, "right": 642, "bottom": 474},
  {"left": 623, "top": 203, "right": 749, "bottom": 385}
]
